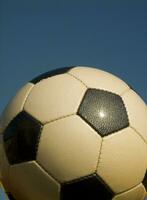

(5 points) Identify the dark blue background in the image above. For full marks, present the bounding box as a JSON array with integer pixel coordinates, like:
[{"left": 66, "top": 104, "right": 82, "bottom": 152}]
[
  {"left": 0, "top": 0, "right": 147, "bottom": 114},
  {"left": 0, "top": 1, "right": 147, "bottom": 198}
]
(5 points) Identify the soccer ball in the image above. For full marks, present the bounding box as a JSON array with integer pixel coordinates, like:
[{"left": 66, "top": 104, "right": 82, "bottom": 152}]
[{"left": 0, "top": 66, "right": 147, "bottom": 200}]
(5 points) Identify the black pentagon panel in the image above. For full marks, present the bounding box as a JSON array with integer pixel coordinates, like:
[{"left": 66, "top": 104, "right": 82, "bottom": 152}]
[
  {"left": 78, "top": 89, "right": 129, "bottom": 137},
  {"left": 3, "top": 111, "right": 42, "bottom": 165},
  {"left": 30, "top": 66, "right": 75, "bottom": 84},
  {"left": 61, "top": 174, "right": 114, "bottom": 200},
  {"left": 142, "top": 171, "right": 147, "bottom": 190}
]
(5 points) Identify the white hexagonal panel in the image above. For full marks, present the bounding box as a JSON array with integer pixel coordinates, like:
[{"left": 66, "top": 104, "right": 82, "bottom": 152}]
[
  {"left": 97, "top": 127, "right": 147, "bottom": 193},
  {"left": 24, "top": 74, "right": 86, "bottom": 124},
  {"left": 9, "top": 161, "right": 60, "bottom": 200},
  {"left": 122, "top": 89, "right": 147, "bottom": 144},
  {"left": 37, "top": 115, "right": 102, "bottom": 183},
  {"left": 68, "top": 66, "right": 129, "bottom": 95},
  {"left": 113, "top": 183, "right": 146, "bottom": 200}
]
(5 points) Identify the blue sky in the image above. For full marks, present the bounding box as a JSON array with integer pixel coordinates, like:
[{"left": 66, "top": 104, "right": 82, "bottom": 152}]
[
  {"left": 0, "top": 0, "right": 147, "bottom": 114},
  {"left": 0, "top": 0, "right": 147, "bottom": 199}
]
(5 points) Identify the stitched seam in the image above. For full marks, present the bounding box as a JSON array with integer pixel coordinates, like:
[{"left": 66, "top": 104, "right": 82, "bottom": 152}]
[
  {"left": 35, "top": 160, "right": 61, "bottom": 184},
  {"left": 67, "top": 72, "right": 88, "bottom": 88},
  {"left": 95, "top": 138, "right": 103, "bottom": 172},
  {"left": 44, "top": 113, "right": 76, "bottom": 125},
  {"left": 130, "top": 126, "right": 147, "bottom": 145},
  {"left": 61, "top": 173, "right": 96, "bottom": 185},
  {"left": 22, "top": 83, "right": 35, "bottom": 110},
  {"left": 116, "top": 182, "right": 143, "bottom": 196},
  {"left": 35, "top": 124, "right": 44, "bottom": 159}
]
